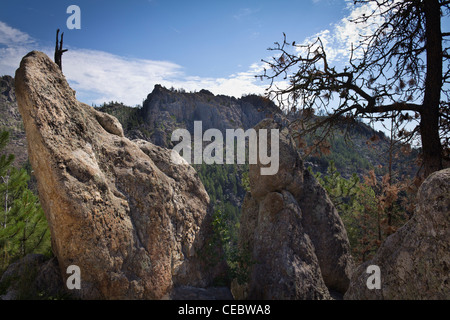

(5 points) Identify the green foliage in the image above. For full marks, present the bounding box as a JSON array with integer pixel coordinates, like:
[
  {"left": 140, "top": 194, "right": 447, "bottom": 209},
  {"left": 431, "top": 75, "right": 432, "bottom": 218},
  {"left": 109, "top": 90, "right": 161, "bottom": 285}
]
[
  {"left": 305, "top": 132, "right": 371, "bottom": 176},
  {"left": 0, "top": 258, "right": 72, "bottom": 300},
  {"left": 314, "top": 161, "right": 361, "bottom": 214},
  {"left": 196, "top": 163, "right": 247, "bottom": 236},
  {"left": 300, "top": 119, "right": 418, "bottom": 179},
  {"left": 312, "top": 161, "right": 410, "bottom": 263},
  {"left": 241, "top": 171, "right": 250, "bottom": 192},
  {"left": 1, "top": 189, "right": 51, "bottom": 259},
  {"left": 0, "top": 131, "right": 15, "bottom": 176},
  {"left": 0, "top": 131, "right": 51, "bottom": 271},
  {"left": 195, "top": 162, "right": 254, "bottom": 284},
  {"left": 96, "top": 103, "right": 144, "bottom": 132},
  {"left": 210, "top": 208, "right": 254, "bottom": 285}
]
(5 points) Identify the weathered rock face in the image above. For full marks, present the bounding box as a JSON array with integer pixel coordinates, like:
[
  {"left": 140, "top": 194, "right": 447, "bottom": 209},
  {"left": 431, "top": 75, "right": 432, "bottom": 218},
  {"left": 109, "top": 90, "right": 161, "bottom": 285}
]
[
  {"left": 345, "top": 168, "right": 450, "bottom": 300},
  {"left": 140, "top": 85, "right": 280, "bottom": 148},
  {"left": 15, "top": 51, "right": 224, "bottom": 299},
  {"left": 0, "top": 75, "right": 28, "bottom": 167},
  {"left": 231, "top": 119, "right": 354, "bottom": 300}
]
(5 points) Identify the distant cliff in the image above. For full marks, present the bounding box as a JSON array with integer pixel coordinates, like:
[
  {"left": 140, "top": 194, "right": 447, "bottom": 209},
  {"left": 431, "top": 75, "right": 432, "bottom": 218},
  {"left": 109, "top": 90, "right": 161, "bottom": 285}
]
[
  {"left": 0, "top": 75, "right": 27, "bottom": 167},
  {"left": 98, "top": 85, "right": 280, "bottom": 148}
]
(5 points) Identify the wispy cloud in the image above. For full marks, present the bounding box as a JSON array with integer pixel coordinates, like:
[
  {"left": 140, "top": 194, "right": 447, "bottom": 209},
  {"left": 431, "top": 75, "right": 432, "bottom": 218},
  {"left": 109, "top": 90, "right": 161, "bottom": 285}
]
[
  {"left": 180, "top": 63, "right": 268, "bottom": 99},
  {"left": 64, "top": 50, "right": 269, "bottom": 105},
  {"left": 0, "top": 21, "right": 39, "bottom": 77},
  {"left": 0, "top": 21, "right": 34, "bottom": 46},
  {"left": 233, "top": 8, "right": 260, "bottom": 21},
  {"left": 63, "top": 49, "right": 185, "bottom": 105},
  {"left": 0, "top": 21, "right": 268, "bottom": 106},
  {"left": 297, "top": 0, "right": 383, "bottom": 63}
]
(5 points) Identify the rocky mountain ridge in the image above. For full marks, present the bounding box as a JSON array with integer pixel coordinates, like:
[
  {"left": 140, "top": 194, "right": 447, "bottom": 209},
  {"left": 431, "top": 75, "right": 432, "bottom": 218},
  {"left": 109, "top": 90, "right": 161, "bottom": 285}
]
[{"left": 98, "top": 84, "right": 280, "bottom": 149}]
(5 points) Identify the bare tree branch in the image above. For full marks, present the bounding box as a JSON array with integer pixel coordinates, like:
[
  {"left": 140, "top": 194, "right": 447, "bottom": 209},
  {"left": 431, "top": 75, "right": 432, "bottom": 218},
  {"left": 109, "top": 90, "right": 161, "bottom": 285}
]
[{"left": 260, "top": 0, "right": 449, "bottom": 177}]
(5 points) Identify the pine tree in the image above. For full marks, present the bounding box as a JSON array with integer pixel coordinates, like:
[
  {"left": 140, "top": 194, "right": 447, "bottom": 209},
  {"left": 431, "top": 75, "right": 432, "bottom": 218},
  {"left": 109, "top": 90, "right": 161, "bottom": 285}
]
[
  {"left": 313, "top": 161, "right": 409, "bottom": 263},
  {"left": 0, "top": 131, "right": 51, "bottom": 270},
  {"left": 4, "top": 188, "right": 51, "bottom": 259}
]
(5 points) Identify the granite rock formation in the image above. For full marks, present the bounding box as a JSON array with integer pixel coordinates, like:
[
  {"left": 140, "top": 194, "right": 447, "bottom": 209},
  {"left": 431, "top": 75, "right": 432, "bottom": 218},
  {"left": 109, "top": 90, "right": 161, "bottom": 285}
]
[
  {"left": 231, "top": 119, "right": 354, "bottom": 300},
  {"left": 15, "top": 51, "right": 225, "bottom": 299},
  {"left": 139, "top": 85, "right": 280, "bottom": 148}
]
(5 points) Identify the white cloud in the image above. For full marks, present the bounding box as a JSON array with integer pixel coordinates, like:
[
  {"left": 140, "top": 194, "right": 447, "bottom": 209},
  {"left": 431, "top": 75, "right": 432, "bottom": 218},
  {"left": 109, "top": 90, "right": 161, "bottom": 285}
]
[
  {"left": 64, "top": 50, "right": 269, "bottom": 105},
  {"left": 62, "top": 49, "right": 185, "bottom": 105},
  {"left": 0, "top": 21, "right": 269, "bottom": 106},
  {"left": 0, "top": 21, "right": 38, "bottom": 77},
  {"left": 0, "top": 21, "right": 34, "bottom": 46},
  {"left": 297, "top": 1, "right": 384, "bottom": 63},
  {"left": 62, "top": 50, "right": 270, "bottom": 106},
  {"left": 0, "top": 46, "right": 35, "bottom": 76},
  {"left": 178, "top": 62, "right": 268, "bottom": 98}
]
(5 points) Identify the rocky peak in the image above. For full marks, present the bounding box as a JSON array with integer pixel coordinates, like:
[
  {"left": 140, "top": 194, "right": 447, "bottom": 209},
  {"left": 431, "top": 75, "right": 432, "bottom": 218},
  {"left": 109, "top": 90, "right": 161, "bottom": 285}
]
[
  {"left": 199, "top": 89, "right": 215, "bottom": 96},
  {"left": 148, "top": 83, "right": 170, "bottom": 96},
  {"left": 140, "top": 84, "right": 281, "bottom": 148}
]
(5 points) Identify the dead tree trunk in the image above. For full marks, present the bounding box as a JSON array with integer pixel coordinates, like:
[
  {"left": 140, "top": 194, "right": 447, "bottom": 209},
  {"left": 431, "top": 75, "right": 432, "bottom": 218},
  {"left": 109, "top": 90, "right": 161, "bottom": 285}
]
[
  {"left": 420, "top": 0, "right": 443, "bottom": 179},
  {"left": 54, "top": 29, "right": 68, "bottom": 71}
]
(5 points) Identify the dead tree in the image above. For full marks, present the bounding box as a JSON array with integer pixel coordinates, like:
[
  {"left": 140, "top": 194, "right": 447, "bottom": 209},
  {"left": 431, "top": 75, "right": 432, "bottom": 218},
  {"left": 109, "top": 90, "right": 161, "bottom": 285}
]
[
  {"left": 54, "top": 29, "right": 68, "bottom": 70},
  {"left": 261, "top": 0, "right": 450, "bottom": 179}
]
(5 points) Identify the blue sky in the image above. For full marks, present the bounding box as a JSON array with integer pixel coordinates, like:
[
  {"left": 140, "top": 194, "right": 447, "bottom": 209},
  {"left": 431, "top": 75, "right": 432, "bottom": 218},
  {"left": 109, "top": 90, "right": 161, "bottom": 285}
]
[
  {"left": 0, "top": 0, "right": 357, "bottom": 105},
  {"left": 2, "top": 0, "right": 442, "bottom": 108}
]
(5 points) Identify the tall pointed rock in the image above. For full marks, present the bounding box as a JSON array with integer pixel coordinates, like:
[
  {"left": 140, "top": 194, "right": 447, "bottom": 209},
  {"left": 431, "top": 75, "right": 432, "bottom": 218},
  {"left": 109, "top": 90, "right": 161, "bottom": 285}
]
[
  {"left": 15, "top": 51, "right": 224, "bottom": 299},
  {"left": 232, "top": 119, "right": 354, "bottom": 300}
]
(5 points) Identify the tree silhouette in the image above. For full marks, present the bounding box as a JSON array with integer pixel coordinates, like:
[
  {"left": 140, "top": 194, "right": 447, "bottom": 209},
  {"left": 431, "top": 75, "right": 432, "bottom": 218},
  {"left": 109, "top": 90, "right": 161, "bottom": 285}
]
[
  {"left": 261, "top": 0, "right": 449, "bottom": 179},
  {"left": 54, "top": 29, "right": 68, "bottom": 70}
]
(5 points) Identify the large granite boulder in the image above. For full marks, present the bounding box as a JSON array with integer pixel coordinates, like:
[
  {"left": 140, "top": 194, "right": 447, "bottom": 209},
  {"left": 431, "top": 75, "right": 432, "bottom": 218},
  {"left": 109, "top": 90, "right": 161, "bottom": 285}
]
[{"left": 14, "top": 51, "right": 225, "bottom": 299}]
